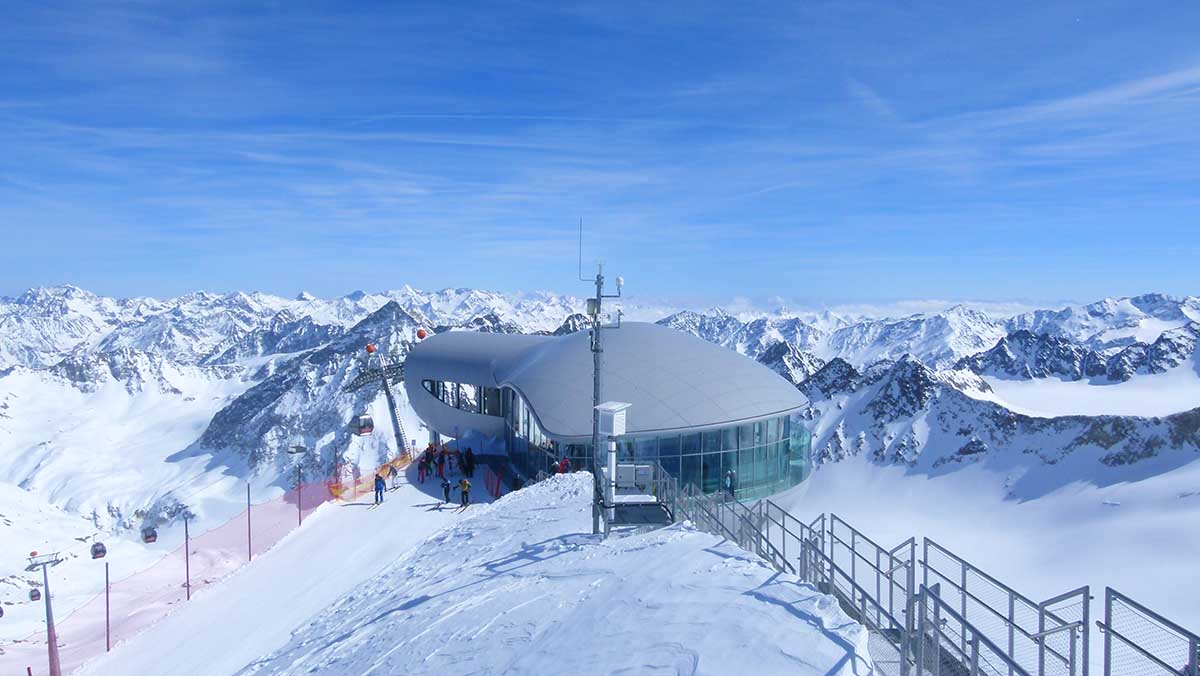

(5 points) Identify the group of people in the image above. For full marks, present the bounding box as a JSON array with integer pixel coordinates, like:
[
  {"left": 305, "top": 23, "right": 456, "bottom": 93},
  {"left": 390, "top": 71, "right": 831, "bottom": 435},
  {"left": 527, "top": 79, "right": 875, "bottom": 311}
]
[
  {"left": 415, "top": 444, "right": 478, "bottom": 482},
  {"left": 413, "top": 444, "right": 478, "bottom": 508}
]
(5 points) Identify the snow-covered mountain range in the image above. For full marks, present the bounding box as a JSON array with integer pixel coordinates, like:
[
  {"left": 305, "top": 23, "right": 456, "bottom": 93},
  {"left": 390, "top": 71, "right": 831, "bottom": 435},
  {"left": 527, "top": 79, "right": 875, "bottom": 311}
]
[{"left": 1, "top": 285, "right": 1199, "bottom": 532}]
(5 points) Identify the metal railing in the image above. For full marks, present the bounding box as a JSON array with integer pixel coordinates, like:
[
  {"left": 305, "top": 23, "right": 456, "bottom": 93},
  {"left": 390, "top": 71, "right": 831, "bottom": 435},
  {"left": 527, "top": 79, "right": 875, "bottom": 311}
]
[
  {"left": 923, "top": 539, "right": 1088, "bottom": 676},
  {"left": 662, "top": 484, "right": 1194, "bottom": 676},
  {"left": 913, "top": 583, "right": 1032, "bottom": 676},
  {"left": 1098, "top": 588, "right": 1199, "bottom": 676}
]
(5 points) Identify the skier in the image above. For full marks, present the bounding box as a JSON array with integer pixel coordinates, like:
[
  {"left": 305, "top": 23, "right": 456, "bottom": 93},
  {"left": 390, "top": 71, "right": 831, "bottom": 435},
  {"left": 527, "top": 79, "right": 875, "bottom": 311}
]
[
  {"left": 436, "top": 449, "right": 447, "bottom": 479},
  {"left": 458, "top": 477, "right": 471, "bottom": 508},
  {"left": 558, "top": 456, "right": 572, "bottom": 474},
  {"left": 373, "top": 472, "right": 386, "bottom": 505},
  {"left": 441, "top": 476, "right": 452, "bottom": 504},
  {"left": 464, "top": 447, "right": 476, "bottom": 478},
  {"left": 417, "top": 452, "right": 427, "bottom": 483}
]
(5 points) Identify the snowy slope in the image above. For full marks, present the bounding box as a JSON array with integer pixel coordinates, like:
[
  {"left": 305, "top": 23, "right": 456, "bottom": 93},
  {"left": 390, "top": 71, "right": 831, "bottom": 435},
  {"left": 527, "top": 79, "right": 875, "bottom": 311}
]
[
  {"left": 14, "top": 464, "right": 492, "bottom": 676},
  {"left": 77, "top": 473, "right": 872, "bottom": 676}
]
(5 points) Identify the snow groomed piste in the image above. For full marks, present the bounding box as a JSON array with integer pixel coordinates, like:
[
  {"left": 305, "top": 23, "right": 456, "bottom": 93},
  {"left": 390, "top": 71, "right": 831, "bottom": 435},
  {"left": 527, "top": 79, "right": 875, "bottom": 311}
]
[{"left": 70, "top": 472, "right": 875, "bottom": 676}]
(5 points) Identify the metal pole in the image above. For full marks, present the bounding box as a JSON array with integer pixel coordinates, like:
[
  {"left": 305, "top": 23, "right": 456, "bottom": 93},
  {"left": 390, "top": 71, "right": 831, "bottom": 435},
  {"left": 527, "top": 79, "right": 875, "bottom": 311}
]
[
  {"left": 247, "top": 482, "right": 252, "bottom": 562},
  {"left": 1009, "top": 590, "right": 1017, "bottom": 676},
  {"left": 591, "top": 268, "right": 604, "bottom": 535},
  {"left": 185, "top": 516, "right": 191, "bottom": 601},
  {"left": 1082, "top": 587, "right": 1091, "bottom": 676},
  {"left": 297, "top": 465, "right": 303, "bottom": 527},
  {"left": 961, "top": 565, "right": 969, "bottom": 654},
  {"left": 105, "top": 561, "right": 111, "bottom": 652},
  {"left": 1102, "top": 590, "right": 1112, "bottom": 676},
  {"left": 1038, "top": 602, "right": 1046, "bottom": 676},
  {"left": 41, "top": 562, "right": 62, "bottom": 676}
]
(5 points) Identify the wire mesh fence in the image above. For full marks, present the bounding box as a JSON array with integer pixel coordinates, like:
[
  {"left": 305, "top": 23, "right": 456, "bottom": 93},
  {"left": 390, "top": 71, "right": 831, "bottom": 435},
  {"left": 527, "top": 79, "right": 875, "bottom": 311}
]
[
  {"left": 923, "top": 539, "right": 1088, "bottom": 676},
  {"left": 1100, "top": 588, "right": 1199, "bottom": 676}
]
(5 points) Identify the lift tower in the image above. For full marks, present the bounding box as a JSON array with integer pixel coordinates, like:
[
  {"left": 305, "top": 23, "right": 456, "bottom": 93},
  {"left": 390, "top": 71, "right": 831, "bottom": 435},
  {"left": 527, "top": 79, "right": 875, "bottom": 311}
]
[{"left": 342, "top": 342, "right": 414, "bottom": 459}]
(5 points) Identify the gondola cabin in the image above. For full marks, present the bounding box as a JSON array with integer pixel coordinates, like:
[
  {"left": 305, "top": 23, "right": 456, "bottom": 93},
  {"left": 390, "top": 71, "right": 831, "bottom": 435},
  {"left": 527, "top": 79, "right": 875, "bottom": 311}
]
[
  {"left": 352, "top": 414, "right": 374, "bottom": 436},
  {"left": 29, "top": 589, "right": 41, "bottom": 602},
  {"left": 141, "top": 527, "right": 158, "bottom": 544},
  {"left": 91, "top": 542, "right": 107, "bottom": 559}
]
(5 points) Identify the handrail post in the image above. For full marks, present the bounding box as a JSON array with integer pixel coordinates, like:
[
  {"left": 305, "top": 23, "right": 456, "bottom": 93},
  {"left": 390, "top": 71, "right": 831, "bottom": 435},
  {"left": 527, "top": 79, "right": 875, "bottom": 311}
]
[
  {"left": 1102, "top": 588, "right": 1112, "bottom": 676},
  {"left": 1009, "top": 590, "right": 1017, "bottom": 676},
  {"left": 1082, "top": 586, "right": 1090, "bottom": 676},
  {"left": 1069, "top": 625, "right": 1077, "bottom": 676},
  {"left": 915, "top": 587, "right": 927, "bottom": 674},
  {"left": 970, "top": 634, "right": 981, "bottom": 676},
  {"left": 1038, "top": 601, "right": 1046, "bottom": 676},
  {"left": 961, "top": 564, "right": 969, "bottom": 655},
  {"left": 932, "top": 583, "right": 943, "bottom": 676},
  {"left": 1189, "top": 636, "right": 1198, "bottom": 676}
]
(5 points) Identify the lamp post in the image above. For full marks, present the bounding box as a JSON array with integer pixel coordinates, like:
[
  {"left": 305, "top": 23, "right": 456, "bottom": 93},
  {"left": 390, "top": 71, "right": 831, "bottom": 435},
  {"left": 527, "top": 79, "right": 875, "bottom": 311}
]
[
  {"left": 25, "top": 552, "right": 64, "bottom": 676},
  {"left": 581, "top": 259, "right": 624, "bottom": 535},
  {"left": 289, "top": 445, "right": 308, "bottom": 527}
]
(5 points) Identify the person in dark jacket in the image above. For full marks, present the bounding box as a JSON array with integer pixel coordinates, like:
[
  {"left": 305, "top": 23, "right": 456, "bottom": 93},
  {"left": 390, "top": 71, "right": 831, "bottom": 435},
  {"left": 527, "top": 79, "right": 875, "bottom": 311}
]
[
  {"left": 441, "top": 476, "right": 452, "bottom": 504},
  {"left": 724, "top": 469, "right": 737, "bottom": 500},
  {"left": 436, "top": 449, "right": 447, "bottom": 479},
  {"left": 373, "top": 473, "right": 386, "bottom": 504},
  {"left": 464, "top": 448, "right": 476, "bottom": 478}
]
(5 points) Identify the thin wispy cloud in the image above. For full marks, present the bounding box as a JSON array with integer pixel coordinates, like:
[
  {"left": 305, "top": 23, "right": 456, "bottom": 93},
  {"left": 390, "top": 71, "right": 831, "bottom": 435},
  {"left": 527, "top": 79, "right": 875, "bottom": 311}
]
[{"left": 0, "top": 1, "right": 1196, "bottom": 304}]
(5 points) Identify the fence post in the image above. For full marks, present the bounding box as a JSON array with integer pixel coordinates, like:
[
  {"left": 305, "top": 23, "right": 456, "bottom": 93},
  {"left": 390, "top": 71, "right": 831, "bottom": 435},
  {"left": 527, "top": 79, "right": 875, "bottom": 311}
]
[
  {"left": 105, "top": 561, "right": 110, "bottom": 652},
  {"left": 1038, "top": 599, "right": 1046, "bottom": 676},
  {"left": 1189, "top": 637, "right": 1198, "bottom": 676},
  {"left": 970, "top": 635, "right": 981, "bottom": 676},
  {"left": 1082, "top": 586, "right": 1091, "bottom": 676},
  {"left": 184, "top": 516, "right": 191, "bottom": 601},
  {"left": 1069, "top": 625, "right": 1078, "bottom": 676},
  {"left": 961, "top": 564, "right": 968, "bottom": 655},
  {"left": 932, "top": 583, "right": 942, "bottom": 676},
  {"left": 915, "top": 587, "right": 927, "bottom": 675},
  {"left": 851, "top": 530, "right": 857, "bottom": 588},
  {"left": 1102, "top": 588, "right": 1112, "bottom": 676},
  {"left": 1009, "top": 590, "right": 1017, "bottom": 676}
]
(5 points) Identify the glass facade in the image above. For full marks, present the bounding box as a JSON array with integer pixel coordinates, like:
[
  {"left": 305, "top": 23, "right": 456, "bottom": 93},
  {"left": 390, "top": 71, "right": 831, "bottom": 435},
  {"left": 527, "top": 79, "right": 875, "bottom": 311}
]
[
  {"left": 422, "top": 379, "right": 503, "bottom": 417},
  {"left": 501, "top": 386, "right": 812, "bottom": 499}
]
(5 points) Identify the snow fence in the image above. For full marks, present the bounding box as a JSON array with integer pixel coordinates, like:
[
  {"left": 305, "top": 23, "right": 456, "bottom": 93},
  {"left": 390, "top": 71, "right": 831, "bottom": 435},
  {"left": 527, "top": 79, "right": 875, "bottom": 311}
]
[{"left": 3, "top": 453, "right": 412, "bottom": 675}]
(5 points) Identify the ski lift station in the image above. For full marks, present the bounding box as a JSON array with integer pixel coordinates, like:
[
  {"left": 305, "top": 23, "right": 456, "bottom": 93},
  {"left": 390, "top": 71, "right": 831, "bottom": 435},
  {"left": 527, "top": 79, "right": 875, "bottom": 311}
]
[{"left": 403, "top": 321, "right": 814, "bottom": 500}]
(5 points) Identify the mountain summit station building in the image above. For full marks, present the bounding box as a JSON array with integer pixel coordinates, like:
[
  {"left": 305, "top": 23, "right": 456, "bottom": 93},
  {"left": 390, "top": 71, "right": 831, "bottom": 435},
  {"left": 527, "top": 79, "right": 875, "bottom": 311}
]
[{"left": 403, "top": 321, "right": 813, "bottom": 499}]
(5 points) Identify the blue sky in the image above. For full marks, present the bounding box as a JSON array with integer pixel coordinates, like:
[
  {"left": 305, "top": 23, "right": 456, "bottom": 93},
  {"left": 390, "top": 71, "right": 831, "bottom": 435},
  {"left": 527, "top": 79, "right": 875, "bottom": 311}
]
[{"left": 1, "top": 1, "right": 1197, "bottom": 307}]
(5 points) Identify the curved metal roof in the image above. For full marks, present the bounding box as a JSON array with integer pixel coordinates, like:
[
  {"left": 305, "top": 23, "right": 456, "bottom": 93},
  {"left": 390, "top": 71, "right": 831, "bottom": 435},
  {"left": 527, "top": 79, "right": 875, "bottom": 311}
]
[{"left": 404, "top": 322, "right": 807, "bottom": 440}]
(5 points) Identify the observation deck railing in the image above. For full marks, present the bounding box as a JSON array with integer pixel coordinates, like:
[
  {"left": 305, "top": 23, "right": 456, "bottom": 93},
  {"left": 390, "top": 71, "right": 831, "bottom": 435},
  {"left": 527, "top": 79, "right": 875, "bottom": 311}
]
[{"left": 659, "top": 483, "right": 1193, "bottom": 676}]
